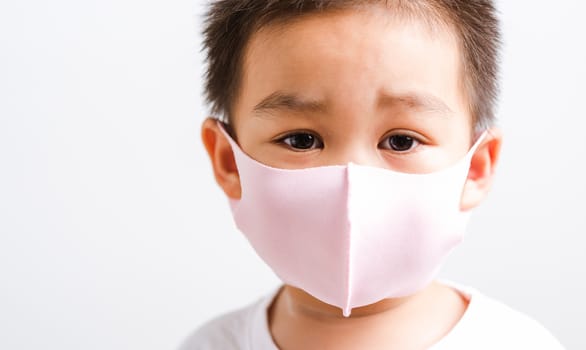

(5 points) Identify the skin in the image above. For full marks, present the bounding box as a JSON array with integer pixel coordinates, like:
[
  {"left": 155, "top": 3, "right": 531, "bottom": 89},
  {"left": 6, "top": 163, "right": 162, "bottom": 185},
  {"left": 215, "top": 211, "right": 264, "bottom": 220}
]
[{"left": 202, "top": 5, "right": 502, "bottom": 350}]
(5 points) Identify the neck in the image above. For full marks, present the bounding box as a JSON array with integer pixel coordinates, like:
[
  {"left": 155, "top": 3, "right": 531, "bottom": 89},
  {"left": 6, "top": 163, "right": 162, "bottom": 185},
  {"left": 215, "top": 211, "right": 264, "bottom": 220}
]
[
  {"left": 275, "top": 285, "right": 419, "bottom": 321},
  {"left": 268, "top": 282, "right": 468, "bottom": 350}
]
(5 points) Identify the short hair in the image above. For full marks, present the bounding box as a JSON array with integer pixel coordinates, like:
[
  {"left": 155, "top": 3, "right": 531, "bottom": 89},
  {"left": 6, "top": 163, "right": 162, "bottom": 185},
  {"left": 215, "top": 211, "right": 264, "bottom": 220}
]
[{"left": 201, "top": 0, "right": 501, "bottom": 132}]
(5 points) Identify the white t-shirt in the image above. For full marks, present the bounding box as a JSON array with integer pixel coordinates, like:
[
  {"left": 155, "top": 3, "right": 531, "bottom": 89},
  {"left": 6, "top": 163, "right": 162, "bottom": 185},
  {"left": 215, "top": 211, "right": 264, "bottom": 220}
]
[{"left": 180, "top": 283, "right": 565, "bottom": 350}]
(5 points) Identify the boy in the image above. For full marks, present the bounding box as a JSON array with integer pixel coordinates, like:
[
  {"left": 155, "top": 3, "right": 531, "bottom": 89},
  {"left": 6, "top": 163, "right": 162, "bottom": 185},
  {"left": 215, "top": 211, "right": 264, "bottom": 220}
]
[{"left": 183, "top": 1, "right": 564, "bottom": 349}]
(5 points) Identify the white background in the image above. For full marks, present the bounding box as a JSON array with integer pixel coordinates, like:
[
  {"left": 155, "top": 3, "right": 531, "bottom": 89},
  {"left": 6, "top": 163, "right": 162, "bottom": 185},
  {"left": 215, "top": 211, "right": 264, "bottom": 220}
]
[{"left": 0, "top": 0, "right": 584, "bottom": 349}]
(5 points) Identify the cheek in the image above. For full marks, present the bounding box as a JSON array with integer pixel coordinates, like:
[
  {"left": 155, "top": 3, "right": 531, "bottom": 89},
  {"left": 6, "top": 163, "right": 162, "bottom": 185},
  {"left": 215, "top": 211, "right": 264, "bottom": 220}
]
[
  {"left": 380, "top": 149, "right": 457, "bottom": 174},
  {"left": 400, "top": 135, "right": 472, "bottom": 174},
  {"left": 416, "top": 123, "right": 474, "bottom": 173}
]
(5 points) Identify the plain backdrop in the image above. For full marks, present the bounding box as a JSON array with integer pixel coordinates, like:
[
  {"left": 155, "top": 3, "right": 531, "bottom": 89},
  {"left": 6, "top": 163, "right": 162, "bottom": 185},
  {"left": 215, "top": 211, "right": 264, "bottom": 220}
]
[{"left": 0, "top": 0, "right": 584, "bottom": 349}]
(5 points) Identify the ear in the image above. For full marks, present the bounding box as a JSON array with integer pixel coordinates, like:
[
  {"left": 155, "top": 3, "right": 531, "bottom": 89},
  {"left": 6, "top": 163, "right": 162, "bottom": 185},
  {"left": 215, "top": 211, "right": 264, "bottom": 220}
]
[
  {"left": 460, "top": 128, "right": 503, "bottom": 211},
  {"left": 201, "top": 117, "right": 242, "bottom": 199}
]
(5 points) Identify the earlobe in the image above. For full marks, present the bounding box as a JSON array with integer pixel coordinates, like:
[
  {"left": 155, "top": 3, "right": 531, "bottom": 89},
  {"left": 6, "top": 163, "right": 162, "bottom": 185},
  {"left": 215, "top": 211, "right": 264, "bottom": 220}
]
[
  {"left": 460, "top": 128, "right": 503, "bottom": 211},
  {"left": 201, "top": 117, "right": 242, "bottom": 199}
]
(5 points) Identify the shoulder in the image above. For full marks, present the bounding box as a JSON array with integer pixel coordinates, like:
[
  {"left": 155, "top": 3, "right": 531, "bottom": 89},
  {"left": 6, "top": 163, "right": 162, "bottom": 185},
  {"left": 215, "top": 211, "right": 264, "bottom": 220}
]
[
  {"left": 178, "top": 307, "right": 251, "bottom": 350},
  {"left": 178, "top": 292, "right": 275, "bottom": 350},
  {"left": 436, "top": 284, "right": 565, "bottom": 349},
  {"left": 472, "top": 293, "right": 563, "bottom": 347}
]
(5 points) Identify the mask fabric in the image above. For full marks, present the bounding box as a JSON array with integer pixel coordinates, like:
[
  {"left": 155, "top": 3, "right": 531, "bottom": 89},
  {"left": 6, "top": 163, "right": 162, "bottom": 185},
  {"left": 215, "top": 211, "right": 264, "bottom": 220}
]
[{"left": 219, "top": 123, "right": 485, "bottom": 317}]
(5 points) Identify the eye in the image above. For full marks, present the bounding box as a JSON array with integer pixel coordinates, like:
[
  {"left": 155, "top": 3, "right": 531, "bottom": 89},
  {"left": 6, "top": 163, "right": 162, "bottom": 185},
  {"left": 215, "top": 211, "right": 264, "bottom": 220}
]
[
  {"left": 379, "top": 134, "right": 420, "bottom": 152},
  {"left": 278, "top": 132, "right": 323, "bottom": 151}
]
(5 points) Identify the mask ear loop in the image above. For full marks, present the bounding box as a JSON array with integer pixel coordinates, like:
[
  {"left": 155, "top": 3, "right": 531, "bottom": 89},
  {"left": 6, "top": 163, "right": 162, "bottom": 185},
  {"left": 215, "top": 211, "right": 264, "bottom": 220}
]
[
  {"left": 216, "top": 120, "right": 241, "bottom": 155},
  {"left": 468, "top": 130, "right": 489, "bottom": 157},
  {"left": 216, "top": 119, "right": 262, "bottom": 170},
  {"left": 217, "top": 119, "right": 238, "bottom": 143}
]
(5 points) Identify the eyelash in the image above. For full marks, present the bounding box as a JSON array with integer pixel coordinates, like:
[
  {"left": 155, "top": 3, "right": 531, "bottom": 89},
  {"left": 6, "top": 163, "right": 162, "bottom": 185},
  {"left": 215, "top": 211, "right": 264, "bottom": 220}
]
[
  {"left": 276, "top": 131, "right": 324, "bottom": 151},
  {"left": 378, "top": 132, "right": 422, "bottom": 153},
  {"left": 276, "top": 131, "right": 423, "bottom": 153}
]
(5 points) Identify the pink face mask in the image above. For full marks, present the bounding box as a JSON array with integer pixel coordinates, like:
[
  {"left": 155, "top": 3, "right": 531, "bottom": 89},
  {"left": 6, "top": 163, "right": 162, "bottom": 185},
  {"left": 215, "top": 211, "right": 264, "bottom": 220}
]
[{"left": 219, "top": 123, "right": 485, "bottom": 317}]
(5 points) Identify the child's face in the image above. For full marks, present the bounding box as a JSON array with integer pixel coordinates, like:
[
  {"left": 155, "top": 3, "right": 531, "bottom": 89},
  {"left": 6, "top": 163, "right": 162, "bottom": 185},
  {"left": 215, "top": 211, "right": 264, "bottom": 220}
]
[
  {"left": 231, "top": 8, "right": 472, "bottom": 174},
  {"left": 203, "top": 6, "right": 501, "bottom": 210}
]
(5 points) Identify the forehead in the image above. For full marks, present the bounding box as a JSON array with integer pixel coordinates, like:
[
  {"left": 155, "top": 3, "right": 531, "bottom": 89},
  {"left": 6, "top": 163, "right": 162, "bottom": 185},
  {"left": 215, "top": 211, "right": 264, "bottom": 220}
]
[{"left": 234, "top": 6, "right": 468, "bottom": 127}]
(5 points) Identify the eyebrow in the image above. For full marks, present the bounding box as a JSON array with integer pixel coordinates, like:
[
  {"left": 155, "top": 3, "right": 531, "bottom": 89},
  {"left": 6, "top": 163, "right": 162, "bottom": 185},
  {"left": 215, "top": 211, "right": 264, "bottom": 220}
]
[
  {"left": 253, "top": 91, "right": 326, "bottom": 115},
  {"left": 252, "top": 90, "right": 453, "bottom": 117},
  {"left": 378, "top": 92, "right": 454, "bottom": 116}
]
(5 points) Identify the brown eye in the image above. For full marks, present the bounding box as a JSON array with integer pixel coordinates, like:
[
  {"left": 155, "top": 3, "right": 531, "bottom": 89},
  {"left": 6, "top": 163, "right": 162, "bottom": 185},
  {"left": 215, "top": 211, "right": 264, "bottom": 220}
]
[
  {"left": 379, "top": 134, "right": 419, "bottom": 152},
  {"left": 281, "top": 133, "right": 323, "bottom": 151}
]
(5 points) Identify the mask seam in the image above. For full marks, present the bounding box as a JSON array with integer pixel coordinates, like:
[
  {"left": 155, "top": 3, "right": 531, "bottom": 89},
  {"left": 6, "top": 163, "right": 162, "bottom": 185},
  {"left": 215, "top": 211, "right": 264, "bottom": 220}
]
[{"left": 343, "top": 165, "right": 352, "bottom": 317}]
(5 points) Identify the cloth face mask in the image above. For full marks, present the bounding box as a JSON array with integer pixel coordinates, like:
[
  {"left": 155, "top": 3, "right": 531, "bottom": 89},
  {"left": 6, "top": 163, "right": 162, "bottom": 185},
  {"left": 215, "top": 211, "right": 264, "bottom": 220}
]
[{"left": 220, "top": 123, "right": 485, "bottom": 317}]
